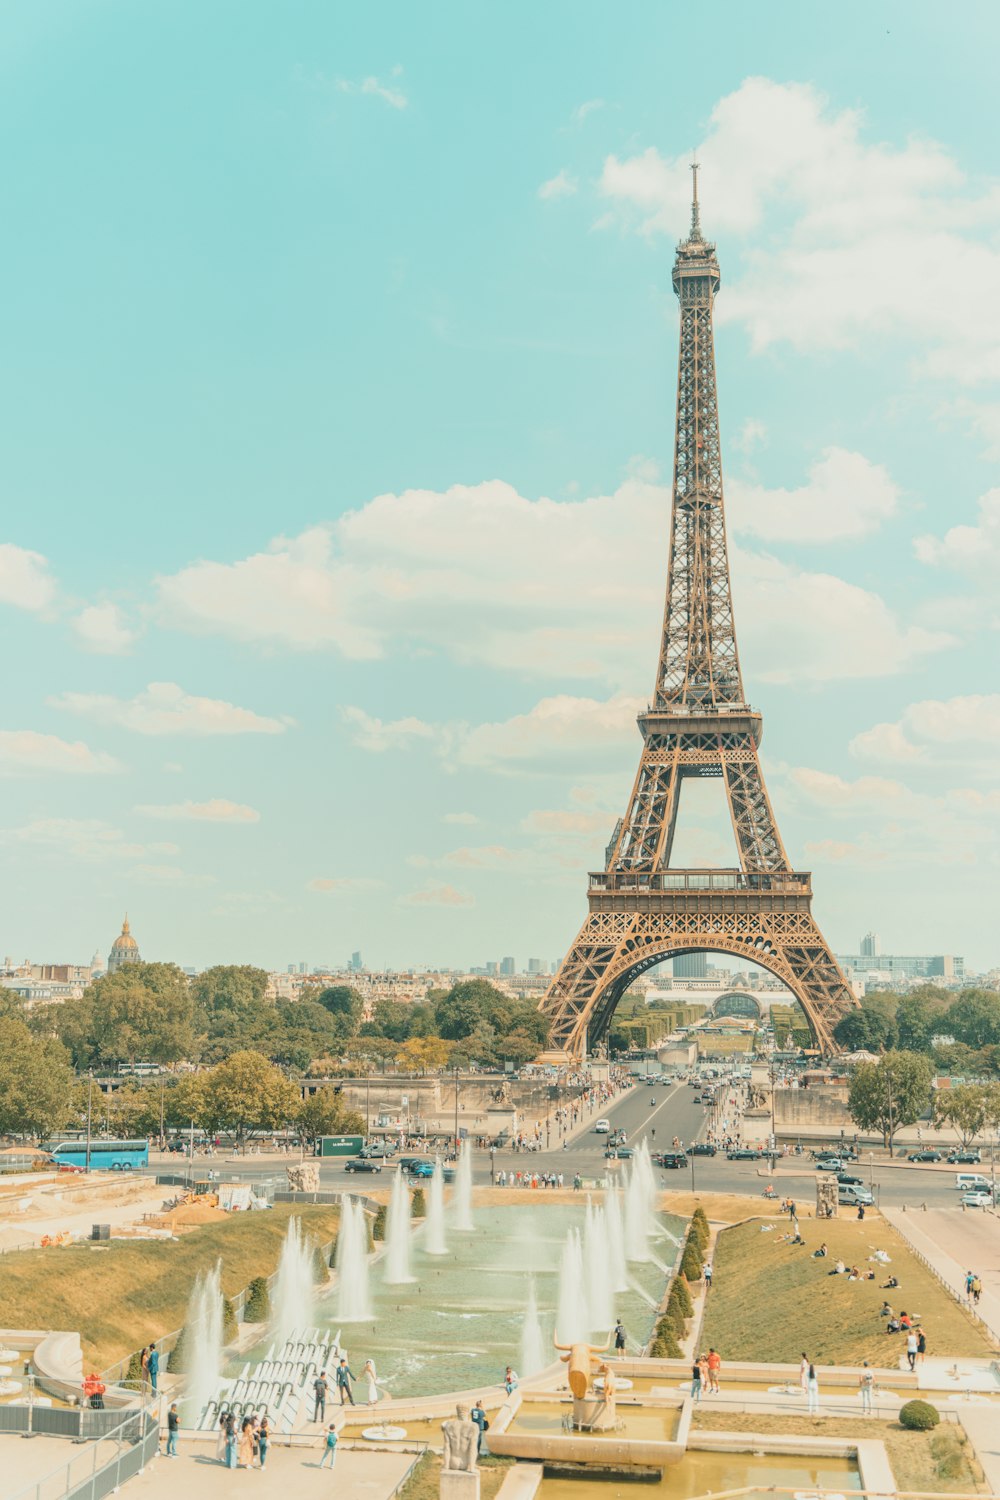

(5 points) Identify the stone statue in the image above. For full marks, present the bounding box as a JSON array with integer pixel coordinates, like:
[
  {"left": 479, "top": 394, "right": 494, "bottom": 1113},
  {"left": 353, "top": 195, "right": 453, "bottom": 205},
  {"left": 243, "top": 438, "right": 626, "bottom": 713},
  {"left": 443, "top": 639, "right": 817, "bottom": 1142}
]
[
  {"left": 442, "top": 1404, "right": 479, "bottom": 1473},
  {"left": 286, "top": 1161, "right": 320, "bottom": 1193}
]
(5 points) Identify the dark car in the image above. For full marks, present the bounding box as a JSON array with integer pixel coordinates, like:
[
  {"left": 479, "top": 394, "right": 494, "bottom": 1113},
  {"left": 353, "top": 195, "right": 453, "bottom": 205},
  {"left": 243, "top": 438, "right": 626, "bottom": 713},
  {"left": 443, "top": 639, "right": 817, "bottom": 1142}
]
[
  {"left": 406, "top": 1160, "right": 434, "bottom": 1178},
  {"left": 836, "top": 1173, "right": 863, "bottom": 1186},
  {"left": 657, "top": 1152, "right": 688, "bottom": 1169},
  {"left": 948, "top": 1150, "right": 982, "bottom": 1165},
  {"left": 344, "top": 1157, "right": 383, "bottom": 1173},
  {"left": 726, "top": 1147, "right": 762, "bottom": 1161},
  {"left": 689, "top": 1142, "right": 717, "bottom": 1157},
  {"left": 908, "top": 1150, "right": 943, "bottom": 1163},
  {"left": 397, "top": 1156, "right": 427, "bottom": 1173}
]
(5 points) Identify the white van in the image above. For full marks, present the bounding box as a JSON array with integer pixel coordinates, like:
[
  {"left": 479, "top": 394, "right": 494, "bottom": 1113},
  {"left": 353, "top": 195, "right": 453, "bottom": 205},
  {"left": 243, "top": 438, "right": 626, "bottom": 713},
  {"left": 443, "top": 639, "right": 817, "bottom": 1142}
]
[
  {"left": 839, "top": 1184, "right": 874, "bottom": 1207},
  {"left": 954, "top": 1173, "right": 990, "bottom": 1191},
  {"left": 595, "top": 1118, "right": 611, "bottom": 1134}
]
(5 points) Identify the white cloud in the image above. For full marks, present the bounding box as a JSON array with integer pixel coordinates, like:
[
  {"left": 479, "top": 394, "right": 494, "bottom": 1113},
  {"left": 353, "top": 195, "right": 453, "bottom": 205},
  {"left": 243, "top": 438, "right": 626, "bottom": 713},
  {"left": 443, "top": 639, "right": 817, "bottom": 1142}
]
[
  {"left": 728, "top": 448, "right": 899, "bottom": 543},
  {"left": 597, "top": 77, "right": 1000, "bottom": 382},
  {"left": 336, "top": 74, "right": 407, "bottom": 109},
  {"left": 454, "top": 693, "right": 642, "bottom": 773},
  {"left": 400, "top": 883, "right": 474, "bottom": 907},
  {"left": 850, "top": 695, "right": 1000, "bottom": 767},
  {"left": 307, "top": 876, "right": 383, "bottom": 894},
  {"left": 3, "top": 818, "right": 162, "bottom": 861},
  {"left": 572, "top": 99, "right": 604, "bottom": 125},
  {"left": 72, "top": 602, "right": 135, "bottom": 655},
  {"left": 733, "top": 418, "right": 767, "bottom": 454},
  {"left": 341, "top": 706, "right": 437, "bottom": 754},
  {"left": 129, "top": 863, "right": 216, "bottom": 887},
  {"left": 521, "top": 808, "right": 611, "bottom": 837},
  {"left": 136, "top": 799, "right": 261, "bottom": 823},
  {"left": 538, "top": 169, "right": 577, "bottom": 201},
  {"left": 915, "top": 487, "right": 1000, "bottom": 572},
  {"left": 443, "top": 811, "right": 479, "bottom": 825},
  {"left": 0, "top": 730, "right": 121, "bottom": 776},
  {"left": 0, "top": 543, "right": 56, "bottom": 612},
  {"left": 156, "top": 472, "right": 939, "bottom": 687},
  {"left": 49, "top": 681, "right": 289, "bottom": 736}
]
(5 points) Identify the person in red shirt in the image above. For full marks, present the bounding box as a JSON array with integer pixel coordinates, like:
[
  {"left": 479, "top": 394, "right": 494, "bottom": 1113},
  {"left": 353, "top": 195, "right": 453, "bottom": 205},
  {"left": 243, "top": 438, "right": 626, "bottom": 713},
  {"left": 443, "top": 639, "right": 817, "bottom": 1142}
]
[{"left": 706, "top": 1348, "right": 722, "bottom": 1393}]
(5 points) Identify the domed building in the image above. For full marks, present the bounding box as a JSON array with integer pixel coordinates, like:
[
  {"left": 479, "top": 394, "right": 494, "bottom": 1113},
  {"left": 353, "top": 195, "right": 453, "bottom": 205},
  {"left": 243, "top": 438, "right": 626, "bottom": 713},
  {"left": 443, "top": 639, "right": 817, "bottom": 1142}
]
[{"left": 107, "top": 914, "right": 142, "bottom": 974}]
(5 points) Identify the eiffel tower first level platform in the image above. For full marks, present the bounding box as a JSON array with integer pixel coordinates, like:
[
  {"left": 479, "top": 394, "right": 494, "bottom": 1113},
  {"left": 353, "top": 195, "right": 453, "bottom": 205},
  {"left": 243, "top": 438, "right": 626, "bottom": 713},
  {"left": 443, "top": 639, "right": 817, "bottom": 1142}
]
[{"left": 538, "top": 167, "right": 858, "bottom": 1063}]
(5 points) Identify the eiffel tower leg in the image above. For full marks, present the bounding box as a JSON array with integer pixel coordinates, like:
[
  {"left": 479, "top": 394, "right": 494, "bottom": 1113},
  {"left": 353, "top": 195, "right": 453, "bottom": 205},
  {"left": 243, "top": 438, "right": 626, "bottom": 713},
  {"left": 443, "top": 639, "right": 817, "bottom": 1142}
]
[
  {"left": 540, "top": 907, "right": 855, "bottom": 1062},
  {"left": 723, "top": 755, "right": 790, "bottom": 874}
]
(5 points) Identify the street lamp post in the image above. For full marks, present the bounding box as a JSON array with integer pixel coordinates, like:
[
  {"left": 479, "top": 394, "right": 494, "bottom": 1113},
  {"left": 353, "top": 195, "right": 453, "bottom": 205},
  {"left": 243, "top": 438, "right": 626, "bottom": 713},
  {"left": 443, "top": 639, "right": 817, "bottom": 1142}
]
[
  {"left": 454, "top": 1066, "right": 459, "bottom": 1157},
  {"left": 85, "top": 1072, "right": 93, "bottom": 1174}
]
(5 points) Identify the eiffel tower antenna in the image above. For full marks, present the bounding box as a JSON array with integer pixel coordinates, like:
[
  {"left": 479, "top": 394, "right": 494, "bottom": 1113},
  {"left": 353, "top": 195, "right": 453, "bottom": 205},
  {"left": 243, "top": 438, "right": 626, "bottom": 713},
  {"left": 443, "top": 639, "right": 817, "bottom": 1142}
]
[{"left": 538, "top": 167, "right": 858, "bottom": 1064}]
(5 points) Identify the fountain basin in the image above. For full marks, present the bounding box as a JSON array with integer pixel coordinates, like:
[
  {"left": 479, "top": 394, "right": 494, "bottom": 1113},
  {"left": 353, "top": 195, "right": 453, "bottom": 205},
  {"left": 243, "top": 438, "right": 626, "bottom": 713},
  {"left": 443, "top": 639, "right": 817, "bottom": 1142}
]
[
  {"left": 361, "top": 1424, "right": 408, "bottom": 1441},
  {"left": 487, "top": 1391, "right": 689, "bottom": 1469}
]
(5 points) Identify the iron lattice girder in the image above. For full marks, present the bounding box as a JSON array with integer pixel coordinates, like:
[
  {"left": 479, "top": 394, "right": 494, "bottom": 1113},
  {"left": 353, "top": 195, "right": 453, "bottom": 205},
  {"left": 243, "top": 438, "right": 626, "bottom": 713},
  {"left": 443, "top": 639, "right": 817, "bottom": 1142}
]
[{"left": 538, "top": 195, "right": 858, "bottom": 1061}]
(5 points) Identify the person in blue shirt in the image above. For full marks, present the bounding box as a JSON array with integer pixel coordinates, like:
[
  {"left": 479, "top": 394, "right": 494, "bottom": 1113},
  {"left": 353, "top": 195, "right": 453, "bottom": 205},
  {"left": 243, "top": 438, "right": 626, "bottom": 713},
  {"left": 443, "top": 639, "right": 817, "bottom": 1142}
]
[
  {"left": 470, "top": 1400, "right": 488, "bottom": 1453},
  {"left": 335, "top": 1359, "right": 356, "bottom": 1406},
  {"left": 318, "top": 1424, "right": 338, "bottom": 1469},
  {"left": 147, "top": 1344, "right": 159, "bottom": 1392}
]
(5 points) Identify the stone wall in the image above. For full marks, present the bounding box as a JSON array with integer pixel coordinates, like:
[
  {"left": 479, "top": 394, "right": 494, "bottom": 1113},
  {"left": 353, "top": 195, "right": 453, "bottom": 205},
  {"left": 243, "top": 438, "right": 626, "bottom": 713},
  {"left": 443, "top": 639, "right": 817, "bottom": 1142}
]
[{"left": 773, "top": 1086, "right": 852, "bottom": 1129}]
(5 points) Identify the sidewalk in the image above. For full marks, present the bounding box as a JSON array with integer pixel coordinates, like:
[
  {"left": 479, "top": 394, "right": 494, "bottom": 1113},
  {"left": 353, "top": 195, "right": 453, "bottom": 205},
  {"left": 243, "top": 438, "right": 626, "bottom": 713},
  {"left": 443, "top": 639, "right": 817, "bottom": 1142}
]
[{"left": 881, "top": 1207, "right": 1000, "bottom": 1345}]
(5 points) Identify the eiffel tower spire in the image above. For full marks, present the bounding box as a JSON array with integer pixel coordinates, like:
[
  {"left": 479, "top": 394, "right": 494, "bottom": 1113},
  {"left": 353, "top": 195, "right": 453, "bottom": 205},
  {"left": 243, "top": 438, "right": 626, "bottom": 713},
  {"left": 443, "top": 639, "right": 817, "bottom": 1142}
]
[{"left": 538, "top": 170, "right": 858, "bottom": 1063}]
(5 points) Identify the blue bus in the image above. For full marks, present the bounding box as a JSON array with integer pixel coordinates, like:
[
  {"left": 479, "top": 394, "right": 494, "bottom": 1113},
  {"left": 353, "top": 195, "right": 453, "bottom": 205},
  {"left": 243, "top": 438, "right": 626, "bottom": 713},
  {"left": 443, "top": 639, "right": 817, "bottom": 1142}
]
[{"left": 46, "top": 1139, "right": 150, "bottom": 1172}]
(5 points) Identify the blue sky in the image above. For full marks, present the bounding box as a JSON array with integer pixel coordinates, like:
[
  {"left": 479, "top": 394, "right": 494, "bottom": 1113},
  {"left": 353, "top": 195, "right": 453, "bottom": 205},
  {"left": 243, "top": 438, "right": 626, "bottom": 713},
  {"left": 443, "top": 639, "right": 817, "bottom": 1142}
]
[{"left": 2, "top": 2, "right": 1000, "bottom": 972}]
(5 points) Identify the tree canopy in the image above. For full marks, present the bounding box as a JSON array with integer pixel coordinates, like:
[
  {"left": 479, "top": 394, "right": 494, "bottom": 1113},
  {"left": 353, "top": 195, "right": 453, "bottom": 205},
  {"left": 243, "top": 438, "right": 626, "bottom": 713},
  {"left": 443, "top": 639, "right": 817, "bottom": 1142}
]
[{"left": 848, "top": 1050, "right": 933, "bottom": 1146}]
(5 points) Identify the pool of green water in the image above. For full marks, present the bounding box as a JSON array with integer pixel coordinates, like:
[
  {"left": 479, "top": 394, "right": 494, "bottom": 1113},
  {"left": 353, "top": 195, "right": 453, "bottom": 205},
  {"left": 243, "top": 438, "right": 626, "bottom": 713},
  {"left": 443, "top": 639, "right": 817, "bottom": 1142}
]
[
  {"left": 511, "top": 1399, "right": 680, "bottom": 1441},
  {"left": 538, "top": 1449, "right": 861, "bottom": 1497}
]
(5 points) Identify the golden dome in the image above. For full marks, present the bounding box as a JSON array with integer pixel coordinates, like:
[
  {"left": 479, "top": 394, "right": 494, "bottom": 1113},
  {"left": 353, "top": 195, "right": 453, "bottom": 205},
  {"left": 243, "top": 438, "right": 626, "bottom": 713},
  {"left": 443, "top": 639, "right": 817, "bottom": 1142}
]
[{"left": 110, "top": 915, "right": 139, "bottom": 953}]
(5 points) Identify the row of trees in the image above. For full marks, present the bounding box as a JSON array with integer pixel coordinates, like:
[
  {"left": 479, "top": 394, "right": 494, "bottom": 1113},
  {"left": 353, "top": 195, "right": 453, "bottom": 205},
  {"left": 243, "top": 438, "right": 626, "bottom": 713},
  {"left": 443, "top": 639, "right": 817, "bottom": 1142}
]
[
  {"left": 834, "top": 986, "right": 1000, "bottom": 1075},
  {"left": 36, "top": 967, "right": 546, "bottom": 1075},
  {"left": 847, "top": 1050, "right": 1000, "bottom": 1149}
]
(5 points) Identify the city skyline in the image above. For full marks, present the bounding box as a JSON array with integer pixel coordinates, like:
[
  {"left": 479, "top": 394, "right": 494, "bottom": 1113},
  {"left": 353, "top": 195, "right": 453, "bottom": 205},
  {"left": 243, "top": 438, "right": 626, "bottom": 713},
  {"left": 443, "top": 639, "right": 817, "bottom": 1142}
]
[{"left": 2, "top": 7, "right": 1000, "bottom": 970}]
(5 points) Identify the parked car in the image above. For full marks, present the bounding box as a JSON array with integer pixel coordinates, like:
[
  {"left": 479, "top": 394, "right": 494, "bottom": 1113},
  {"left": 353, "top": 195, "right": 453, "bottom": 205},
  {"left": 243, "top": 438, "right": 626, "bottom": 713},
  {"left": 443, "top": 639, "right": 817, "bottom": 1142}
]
[
  {"left": 726, "top": 1148, "right": 762, "bottom": 1161},
  {"left": 657, "top": 1152, "right": 687, "bottom": 1169},
  {"left": 908, "top": 1150, "right": 943, "bottom": 1163},
  {"left": 817, "top": 1158, "right": 844, "bottom": 1171},
  {"left": 961, "top": 1190, "right": 993, "bottom": 1208},
  {"left": 689, "top": 1143, "right": 717, "bottom": 1156},
  {"left": 344, "top": 1158, "right": 383, "bottom": 1174},
  {"left": 948, "top": 1150, "right": 982, "bottom": 1165}
]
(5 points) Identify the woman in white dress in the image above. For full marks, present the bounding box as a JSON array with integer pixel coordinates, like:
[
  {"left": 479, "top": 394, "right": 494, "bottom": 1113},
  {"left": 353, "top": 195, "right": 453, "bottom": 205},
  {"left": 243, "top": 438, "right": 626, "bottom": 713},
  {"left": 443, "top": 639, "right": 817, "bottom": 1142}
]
[{"left": 362, "top": 1358, "right": 381, "bottom": 1407}]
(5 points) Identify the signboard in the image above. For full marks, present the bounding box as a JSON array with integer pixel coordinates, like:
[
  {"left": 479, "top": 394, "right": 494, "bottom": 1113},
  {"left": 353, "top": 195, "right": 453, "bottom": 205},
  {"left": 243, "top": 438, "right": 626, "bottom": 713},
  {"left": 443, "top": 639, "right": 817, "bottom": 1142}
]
[{"left": 317, "top": 1134, "right": 365, "bottom": 1157}]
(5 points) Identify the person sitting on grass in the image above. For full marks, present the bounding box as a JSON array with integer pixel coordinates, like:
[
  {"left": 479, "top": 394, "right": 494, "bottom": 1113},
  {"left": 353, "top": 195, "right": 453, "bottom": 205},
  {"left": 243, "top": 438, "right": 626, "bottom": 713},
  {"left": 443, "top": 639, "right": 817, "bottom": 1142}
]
[
  {"left": 812, "top": 1243, "right": 828, "bottom": 1258},
  {"left": 828, "top": 1259, "right": 847, "bottom": 1276},
  {"left": 847, "top": 1266, "right": 862, "bottom": 1281},
  {"left": 881, "top": 1276, "right": 899, "bottom": 1290},
  {"left": 880, "top": 1301, "right": 893, "bottom": 1318}
]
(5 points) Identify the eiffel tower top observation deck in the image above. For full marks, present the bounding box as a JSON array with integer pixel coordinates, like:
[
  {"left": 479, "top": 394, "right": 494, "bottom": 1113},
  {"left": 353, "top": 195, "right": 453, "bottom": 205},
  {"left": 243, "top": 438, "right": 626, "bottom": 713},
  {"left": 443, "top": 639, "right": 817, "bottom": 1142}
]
[{"left": 537, "top": 167, "right": 857, "bottom": 1061}]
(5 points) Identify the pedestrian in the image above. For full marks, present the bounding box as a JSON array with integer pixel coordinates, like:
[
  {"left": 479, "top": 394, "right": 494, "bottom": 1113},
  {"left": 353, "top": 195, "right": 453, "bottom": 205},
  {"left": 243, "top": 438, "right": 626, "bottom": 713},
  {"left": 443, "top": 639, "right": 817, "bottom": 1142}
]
[
  {"left": 216, "top": 1412, "right": 228, "bottom": 1463},
  {"left": 470, "top": 1399, "right": 489, "bottom": 1453},
  {"left": 917, "top": 1327, "right": 927, "bottom": 1364},
  {"left": 807, "top": 1363, "right": 820, "bottom": 1414},
  {"left": 614, "top": 1319, "right": 626, "bottom": 1355},
  {"left": 707, "top": 1348, "right": 721, "bottom": 1393},
  {"left": 362, "top": 1358, "right": 383, "bottom": 1407},
  {"left": 313, "top": 1368, "right": 329, "bottom": 1421},
  {"left": 318, "top": 1423, "right": 338, "bottom": 1470},
  {"left": 147, "top": 1343, "right": 159, "bottom": 1393},
  {"left": 258, "top": 1416, "right": 270, "bottom": 1469},
  {"left": 139, "top": 1346, "right": 150, "bottom": 1391},
  {"left": 906, "top": 1328, "right": 918, "bottom": 1371},
  {"left": 857, "top": 1205, "right": 865, "bottom": 1221},
  {"left": 238, "top": 1417, "right": 254, "bottom": 1468},
  {"left": 691, "top": 1357, "right": 702, "bottom": 1403},
  {"left": 335, "top": 1358, "right": 356, "bottom": 1406},
  {"left": 799, "top": 1352, "right": 809, "bottom": 1397},
  {"left": 166, "top": 1403, "right": 179, "bottom": 1457},
  {"left": 965, "top": 1270, "right": 974, "bottom": 1304},
  {"left": 504, "top": 1366, "right": 519, "bottom": 1394},
  {"left": 859, "top": 1361, "right": 874, "bottom": 1416},
  {"left": 224, "top": 1413, "right": 238, "bottom": 1469},
  {"left": 703, "top": 1261, "right": 713, "bottom": 1289},
  {"left": 971, "top": 1276, "right": 982, "bottom": 1306},
  {"left": 251, "top": 1415, "right": 261, "bottom": 1468}
]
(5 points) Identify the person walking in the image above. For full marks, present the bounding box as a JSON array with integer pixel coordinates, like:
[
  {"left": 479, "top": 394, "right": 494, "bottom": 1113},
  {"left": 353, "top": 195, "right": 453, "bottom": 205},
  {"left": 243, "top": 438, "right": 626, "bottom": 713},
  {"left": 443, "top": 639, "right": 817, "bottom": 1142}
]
[
  {"left": 707, "top": 1348, "right": 721, "bottom": 1393},
  {"left": 703, "top": 1261, "right": 713, "bottom": 1290},
  {"left": 691, "top": 1357, "right": 703, "bottom": 1403},
  {"left": 318, "top": 1423, "right": 338, "bottom": 1470},
  {"left": 147, "top": 1343, "right": 159, "bottom": 1393},
  {"left": 238, "top": 1417, "right": 254, "bottom": 1469},
  {"left": 215, "top": 1412, "right": 228, "bottom": 1463},
  {"left": 362, "top": 1358, "right": 382, "bottom": 1407},
  {"left": 807, "top": 1363, "right": 820, "bottom": 1414},
  {"left": 917, "top": 1326, "right": 927, "bottom": 1364},
  {"left": 166, "top": 1403, "right": 179, "bottom": 1457},
  {"left": 313, "top": 1369, "right": 329, "bottom": 1421},
  {"left": 613, "top": 1320, "right": 626, "bottom": 1355},
  {"left": 258, "top": 1416, "right": 270, "bottom": 1470},
  {"left": 971, "top": 1275, "right": 982, "bottom": 1306},
  {"left": 224, "top": 1413, "right": 238, "bottom": 1469},
  {"left": 470, "top": 1400, "right": 489, "bottom": 1454},
  {"left": 906, "top": 1328, "right": 918, "bottom": 1372},
  {"left": 335, "top": 1358, "right": 356, "bottom": 1406},
  {"left": 859, "top": 1362, "right": 874, "bottom": 1416},
  {"left": 799, "top": 1353, "right": 809, "bottom": 1397}
]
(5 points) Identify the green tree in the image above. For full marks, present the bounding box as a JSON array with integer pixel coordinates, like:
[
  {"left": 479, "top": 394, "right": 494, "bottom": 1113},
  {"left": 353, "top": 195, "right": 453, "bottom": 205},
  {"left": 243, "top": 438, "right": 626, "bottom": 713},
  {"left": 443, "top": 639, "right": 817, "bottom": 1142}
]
[
  {"left": 896, "top": 989, "right": 950, "bottom": 1053},
  {"left": 198, "top": 1051, "right": 301, "bottom": 1148},
  {"left": 107, "top": 1083, "right": 165, "bottom": 1139},
  {"left": 192, "top": 964, "right": 269, "bottom": 1017},
  {"left": 833, "top": 1006, "right": 896, "bottom": 1053},
  {"left": 296, "top": 1086, "right": 365, "bottom": 1146},
  {"left": 945, "top": 991, "right": 1000, "bottom": 1051},
  {"left": 314, "top": 986, "right": 364, "bottom": 1035},
  {"left": 0, "top": 1017, "right": 74, "bottom": 1140},
  {"left": 933, "top": 1083, "right": 989, "bottom": 1147},
  {"left": 367, "top": 999, "right": 415, "bottom": 1043},
  {"left": 498, "top": 1028, "right": 544, "bottom": 1068},
  {"left": 434, "top": 980, "right": 508, "bottom": 1040},
  {"left": 848, "top": 1051, "right": 933, "bottom": 1148},
  {"left": 58, "top": 963, "right": 195, "bottom": 1068}
]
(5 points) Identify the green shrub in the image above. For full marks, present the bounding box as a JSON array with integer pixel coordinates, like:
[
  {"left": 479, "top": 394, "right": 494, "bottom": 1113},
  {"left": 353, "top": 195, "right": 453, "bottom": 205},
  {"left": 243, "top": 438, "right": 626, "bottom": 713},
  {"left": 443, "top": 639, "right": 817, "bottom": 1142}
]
[
  {"left": 313, "top": 1246, "right": 328, "bottom": 1284},
  {"left": 680, "top": 1237, "right": 703, "bottom": 1281},
  {"left": 125, "top": 1349, "right": 144, "bottom": 1383},
  {"left": 671, "top": 1275, "right": 694, "bottom": 1317},
  {"left": 243, "top": 1276, "right": 271, "bottom": 1323},
  {"left": 649, "top": 1326, "right": 683, "bottom": 1358},
  {"left": 411, "top": 1188, "right": 426, "bottom": 1218},
  {"left": 661, "top": 1302, "right": 685, "bottom": 1336},
  {"left": 372, "top": 1204, "right": 387, "bottom": 1241},
  {"left": 168, "top": 1324, "right": 190, "bottom": 1373},
  {"left": 692, "top": 1205, "right": 709, "bottom": 1237},
  {"left": 222, "top": 1296, "right": 238, "bottom": 1344},
  {"left": 690, "top": 1213, "right": 710, "bottom": 1255},
  {"left": 899, "top": 1399, "right": 940, "bottom": 1431}
]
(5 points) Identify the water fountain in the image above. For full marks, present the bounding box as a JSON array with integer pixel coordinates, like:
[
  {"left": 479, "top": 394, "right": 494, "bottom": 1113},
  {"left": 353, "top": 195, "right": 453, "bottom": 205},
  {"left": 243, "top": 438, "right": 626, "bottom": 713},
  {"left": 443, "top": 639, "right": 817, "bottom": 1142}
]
[
  {"left": 602, "top": 1185, "right": 630, "bottom": 1293},
  {"left": 624, "top": 1141, "right": 658, "bottom": 1263},
  {"left": 583, "top": 1199, "right": 614, "bottom": 1333},
  {"left": 336, "top": 1195, "right": 373, "bottom": 1321},
  {"left": 385, "top": 1169, "right": 414, "bottom": 1284},
  {"left": 520, "top": 1276, "right": 546, "bottom": 1377},
  {"left": 273, "top": 1217, "right": 314, "bottom": 1342},
  {"left": 424, "top": 1157, "right": 448, "bottom": 1255},
  {"left": 555, "top": 1227, "right": 588, "bottom": 1344},
  {"left": 183, "top": 1261, "right": 224, "bottom": 1417},
  {"left": 453, "top": 1139, "right": 475, "bottom": 1232}
]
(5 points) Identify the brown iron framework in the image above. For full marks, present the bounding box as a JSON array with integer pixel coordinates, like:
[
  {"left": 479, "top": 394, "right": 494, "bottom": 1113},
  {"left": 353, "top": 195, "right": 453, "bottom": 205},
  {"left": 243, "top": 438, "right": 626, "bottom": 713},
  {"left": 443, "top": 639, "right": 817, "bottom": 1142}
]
[{"left": 539, "top": 168, "right": 857, "bottom": 1062}]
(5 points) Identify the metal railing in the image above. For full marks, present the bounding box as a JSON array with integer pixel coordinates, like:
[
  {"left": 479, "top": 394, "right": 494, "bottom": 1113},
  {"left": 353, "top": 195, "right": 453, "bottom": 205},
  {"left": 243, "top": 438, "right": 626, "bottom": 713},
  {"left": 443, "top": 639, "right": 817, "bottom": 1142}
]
[
  {"left": 589, "top": 869, "right": 811, "bottom": 894},
  {"left": 8, "top": 1402, "right": 159, "bottom": 1500}
]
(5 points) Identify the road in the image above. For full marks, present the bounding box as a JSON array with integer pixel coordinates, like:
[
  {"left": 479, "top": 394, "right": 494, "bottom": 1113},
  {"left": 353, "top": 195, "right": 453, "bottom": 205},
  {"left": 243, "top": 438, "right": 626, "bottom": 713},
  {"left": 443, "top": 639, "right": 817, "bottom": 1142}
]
[{"left": 148, "top": 1082, "right": 984, "bottom": 1213}]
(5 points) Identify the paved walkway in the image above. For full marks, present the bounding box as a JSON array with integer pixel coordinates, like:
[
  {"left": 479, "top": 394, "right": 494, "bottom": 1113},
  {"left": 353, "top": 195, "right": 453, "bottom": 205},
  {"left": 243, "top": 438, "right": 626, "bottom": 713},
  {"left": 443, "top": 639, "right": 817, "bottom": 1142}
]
[
  {"left": 127, "top": 1444, "right": 415, "bottom": 1498},
  {"left": 881, "top": 1207, "right": 1000, "bottom": 1344}
]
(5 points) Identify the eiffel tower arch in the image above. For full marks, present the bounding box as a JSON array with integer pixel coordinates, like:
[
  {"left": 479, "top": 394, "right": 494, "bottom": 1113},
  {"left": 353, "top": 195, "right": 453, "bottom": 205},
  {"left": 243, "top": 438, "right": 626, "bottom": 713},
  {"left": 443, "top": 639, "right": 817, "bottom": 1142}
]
[{"left": 538, "top": 167, "right": 859, "bottom": 1064}]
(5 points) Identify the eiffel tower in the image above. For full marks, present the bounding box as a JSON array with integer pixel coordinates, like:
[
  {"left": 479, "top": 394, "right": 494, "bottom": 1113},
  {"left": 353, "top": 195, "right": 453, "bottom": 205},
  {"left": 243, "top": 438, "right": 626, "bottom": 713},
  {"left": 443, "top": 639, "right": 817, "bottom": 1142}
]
[{"left": 539, "top": 167, "right": 858, "bottom": 1063}]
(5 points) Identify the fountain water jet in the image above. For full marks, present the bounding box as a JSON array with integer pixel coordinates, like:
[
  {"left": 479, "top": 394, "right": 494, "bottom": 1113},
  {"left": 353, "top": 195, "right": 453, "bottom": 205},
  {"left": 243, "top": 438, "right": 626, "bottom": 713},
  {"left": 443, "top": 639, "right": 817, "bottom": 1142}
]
[
  {"left": 520, "top": 1277, "right": 545, "bottom": 1377},
  {"left": 385, "top": 1169, "right": 414, "bottom": 1284},
  {"left": 336, "top": 1196, "right": 373, "bottom": 1321},
  {"left": 182, "top": 1261, "right": 223, "bottom": 1418},
  {"left": 624, "top": 1141, "right": 658, "bottom": 1263},
  {"left": 424, "top": 1158, "right": 448, "bottom": 1255},
  {"left": 602, "top": 1185, "right": 630, "bottom": 1292},
  {"left": 273, "top": 1217, "right": 314, "bottom": 1341},
  {"left": 555, "top": 1227, "right": 587, "bottom": 1344},
  {"left": 453, "top": 1139, "right": 475, "bottom": 1232},
  {"left": 583, "top": 1199, "right": 614, "bottom": 1332}
]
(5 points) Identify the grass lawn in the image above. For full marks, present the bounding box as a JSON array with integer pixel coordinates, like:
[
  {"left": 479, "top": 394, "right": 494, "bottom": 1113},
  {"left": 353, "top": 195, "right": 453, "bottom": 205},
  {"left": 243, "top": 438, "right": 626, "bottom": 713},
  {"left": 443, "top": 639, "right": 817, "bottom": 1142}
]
[
  {"left": 398, "top": 1453, "right": 512, "bottom": 1500},
  {"left": 0, "top": 1203, "right": 341, "bottom": 1370},
  {"left": 660, "top": 1191, "right": 784, "bottom": 1223},
  {"left": 699, "top": 1216, "right": 995, "bottom": 1365},
  {"left": 690, "top": 1410, "right": 988, "bottom": 1494}
]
